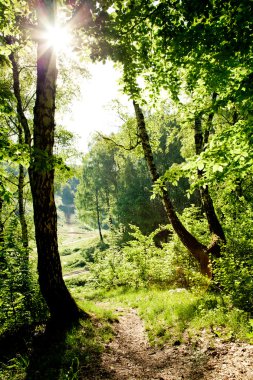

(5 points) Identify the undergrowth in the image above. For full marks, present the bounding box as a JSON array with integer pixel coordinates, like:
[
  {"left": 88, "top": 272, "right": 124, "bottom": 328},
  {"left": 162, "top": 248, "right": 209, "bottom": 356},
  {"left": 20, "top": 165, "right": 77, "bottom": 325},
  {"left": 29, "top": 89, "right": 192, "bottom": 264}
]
[{"left": 0, "top": 307, "right": 115, "bottom": 380}]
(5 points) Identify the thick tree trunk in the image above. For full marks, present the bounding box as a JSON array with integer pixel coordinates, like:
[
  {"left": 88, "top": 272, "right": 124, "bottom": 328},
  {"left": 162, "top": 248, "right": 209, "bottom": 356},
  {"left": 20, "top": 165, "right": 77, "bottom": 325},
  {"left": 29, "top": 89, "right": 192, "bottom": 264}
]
[
  {"left": 133, "top": 101, "right": 211, "bottom": 277},
  {"left": 28, "top": 0, "right": 81, "bottom": 324},
  {"left": 29, "top": 0, "right": 80, "bottom": 323},
  {"left": 9, "top": 2, "right": 82, "bottom": 324},
  {"left": 194, "top": 96, "right": 226, "bottom": 256}
]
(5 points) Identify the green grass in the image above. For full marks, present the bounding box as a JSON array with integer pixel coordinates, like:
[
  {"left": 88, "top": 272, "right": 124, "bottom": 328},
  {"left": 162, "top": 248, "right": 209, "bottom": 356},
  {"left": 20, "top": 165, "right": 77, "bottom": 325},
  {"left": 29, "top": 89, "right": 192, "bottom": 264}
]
[
  {"left": 58, "top": 221, "right": 100, "bottom": 275},
  {"left": 76, "top": 286, "right": 253, "bottom": 347}
]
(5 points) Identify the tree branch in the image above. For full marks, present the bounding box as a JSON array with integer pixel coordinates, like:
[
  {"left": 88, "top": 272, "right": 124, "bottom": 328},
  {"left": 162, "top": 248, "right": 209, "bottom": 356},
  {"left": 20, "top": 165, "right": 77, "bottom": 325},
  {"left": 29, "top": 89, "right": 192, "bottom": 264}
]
[{"left": 96, "top": 131, "right": 140, "bottom": 151}]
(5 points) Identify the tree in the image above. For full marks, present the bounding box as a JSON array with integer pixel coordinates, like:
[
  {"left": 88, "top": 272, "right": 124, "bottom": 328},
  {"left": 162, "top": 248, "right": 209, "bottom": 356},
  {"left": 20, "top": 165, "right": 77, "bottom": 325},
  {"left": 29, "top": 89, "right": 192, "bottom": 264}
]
[
  {"left": 4, "top": 0, "right": 81, "bottom": 324},
  {"left": 193, "top": 95, "right": 226, "bottom": 253},
  {"left": 59, "top": 184, "right": 75, "bottom": 223},
  {"left": 133, "top": 100, "right": 211, "bottom": 276},
  {"left": 76, "top": 144, "right": 117, "bottom": 241},
  {"left": 76, "top": 130, "right": 171, "bottom": 240},
  {"left": 28, "top": 0, "right": 80, "bottom": 324}
]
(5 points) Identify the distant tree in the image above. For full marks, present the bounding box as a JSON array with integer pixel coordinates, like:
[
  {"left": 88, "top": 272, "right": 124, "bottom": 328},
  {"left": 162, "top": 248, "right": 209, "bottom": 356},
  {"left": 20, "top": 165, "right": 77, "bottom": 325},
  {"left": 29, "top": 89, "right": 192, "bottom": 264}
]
[
  {"left": 59, "top": 184, "right": 75, "bottom": 223},
  {"left": 77, "top": 140, "right": 114, "bottom": 236}
]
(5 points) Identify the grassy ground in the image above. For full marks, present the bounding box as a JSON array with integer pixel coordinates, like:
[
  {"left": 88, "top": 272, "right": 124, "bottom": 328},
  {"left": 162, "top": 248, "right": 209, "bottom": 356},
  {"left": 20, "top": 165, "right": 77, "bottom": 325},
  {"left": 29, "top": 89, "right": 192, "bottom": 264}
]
[
  {"left": 70, "top": 286, "right": 253, "bottom": 347},
  {"left": 58, "top": 218, "right": 100, "bottom": 275}
]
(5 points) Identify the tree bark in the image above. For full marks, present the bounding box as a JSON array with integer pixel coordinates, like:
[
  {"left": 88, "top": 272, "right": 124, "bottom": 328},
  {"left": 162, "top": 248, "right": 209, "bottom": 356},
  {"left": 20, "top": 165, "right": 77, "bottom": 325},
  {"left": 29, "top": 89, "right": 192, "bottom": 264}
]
[
  {"left": 16, "top": 125, "right": 29, "bottom": 251},
  {"left": 9, "top": 46, "right": 30, "bottom": 292},
  {"left": 133, "top": 101, "right": 211, "bottom": 277},
  {"left": 0, "top": 191, "right": 4, "bottom": 247},
  {"left": 18, "top": 164, "right": 29, "bottom": 250},
  {"left": 9, "top": 51, "right": 31, "bottom": 147},
  {"left": 26, "top": 0, "right": 81, "bottom": 324},
  {"left": 194, "top": 94, "right": 226, "bottom": 256}
]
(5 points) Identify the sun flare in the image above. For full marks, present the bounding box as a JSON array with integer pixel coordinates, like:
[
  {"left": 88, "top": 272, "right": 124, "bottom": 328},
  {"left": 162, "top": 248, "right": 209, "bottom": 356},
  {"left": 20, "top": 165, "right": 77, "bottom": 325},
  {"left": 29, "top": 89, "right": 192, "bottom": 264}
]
[{"left": 44, "top": 24, "right": 72, "bottom": 54}]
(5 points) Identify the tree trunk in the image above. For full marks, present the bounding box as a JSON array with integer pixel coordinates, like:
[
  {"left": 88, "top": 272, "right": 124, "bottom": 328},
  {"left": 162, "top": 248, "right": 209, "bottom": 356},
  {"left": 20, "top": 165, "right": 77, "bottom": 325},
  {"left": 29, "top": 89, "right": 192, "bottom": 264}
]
[
  {"left": 18, "top": 167, "right": 28, "bottom": 250},
  {"left": 0, "top": 185, "right": 7, "bottom": 270},
  {"left": 9, "top": 1, "right": 82, "bottom": 324},
  {"left": 17, "top": 126, "right": 29, "bottom": 251},
  {"left": 9, "top": 48, "right": 31, "bottom": 251},
  {"left": 18, "top": 163, "right": 31, "bottom": 282},
  {"left": 9, "top": 51, "right": 31, "bottom": 147},
  {"left": 133, "top": 101, "right": 211, "bottom": 277},
  {"left": 28, "top": 0, "right": 81, "bottom": 324},
  {"left": 0, "top": 191, "right": 4, "bottom": 247},
  {"left": 105, "top": 191, "right": 113, "bottom": 229},
  {"left": 9, "top": 46, "right": 31, "bottom": 294},
  {"left": 95, "top": 188, "right": 104, "bottom": 242},
  {"left": 194, "top": 95, "right": 226, "bottom": 256},
  {"left": 17, "top": 161, "right": 34, "bottom": 308}
]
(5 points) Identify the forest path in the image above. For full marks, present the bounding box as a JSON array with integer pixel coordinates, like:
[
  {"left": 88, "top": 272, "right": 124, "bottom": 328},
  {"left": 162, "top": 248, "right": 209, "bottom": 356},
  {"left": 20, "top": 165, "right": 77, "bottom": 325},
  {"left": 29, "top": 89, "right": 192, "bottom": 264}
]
[{"left": 90, "top": 304, "right": 253, "bottom": 380}]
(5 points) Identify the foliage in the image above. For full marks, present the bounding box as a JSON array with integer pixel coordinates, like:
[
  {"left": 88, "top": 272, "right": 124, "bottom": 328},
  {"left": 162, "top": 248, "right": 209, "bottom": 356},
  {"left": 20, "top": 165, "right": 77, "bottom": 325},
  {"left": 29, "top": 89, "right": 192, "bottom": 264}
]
[
  {"left": 0, "top": 216, "right": 48, "bottom": 335},
  {"left": 85, "top": 223, "right": 209, "bottom": 290},
  {"left": 76, "top": 110, "right": 196, "bottom": 236},
  {"left": 59, "top": 183, "right": 75, "bottom": 223},
  {"left": 214, "top": 250, "right": 253, "bottom": 314},
  {"left": 75, "top": 137, "right": 118, "bottom": 231},
  {"left": 212, "top": 203, "right": 253, "bottom": 313}
]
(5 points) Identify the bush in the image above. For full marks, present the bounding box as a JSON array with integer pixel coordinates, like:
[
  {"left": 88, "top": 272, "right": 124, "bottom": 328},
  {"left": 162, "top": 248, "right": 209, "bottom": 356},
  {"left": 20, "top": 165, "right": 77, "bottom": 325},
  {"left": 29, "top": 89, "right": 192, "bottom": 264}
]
[
  {"left": 0, "top": 217, "right": 48, "bottom": 335},
  {"left": 211, "top": 187, "right": 253, "bottom": 313},
  {"left": 86, "top": 224, "right": 209, "bottom": 290},
  {"left": 214, "top": 248, "right": 253, "bottom": 313}
]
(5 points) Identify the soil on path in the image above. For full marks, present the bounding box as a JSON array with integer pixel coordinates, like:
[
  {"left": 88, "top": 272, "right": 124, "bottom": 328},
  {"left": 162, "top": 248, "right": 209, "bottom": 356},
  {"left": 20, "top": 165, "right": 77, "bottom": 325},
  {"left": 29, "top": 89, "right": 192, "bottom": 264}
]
[{"left": 89, "top": 306, "right": 253, "bottom": 380}]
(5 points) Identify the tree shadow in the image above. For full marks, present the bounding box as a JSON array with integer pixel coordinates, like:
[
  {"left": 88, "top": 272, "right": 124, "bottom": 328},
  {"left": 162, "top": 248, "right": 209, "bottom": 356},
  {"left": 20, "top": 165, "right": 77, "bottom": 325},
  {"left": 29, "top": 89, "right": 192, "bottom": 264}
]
[
  {"left": 0, "top": 315, "right": 111, "bottom": 380},
  {"left": 25, "top": 316, "right": 106, "bottom": 380},
  {"left": 25, "top": 322, "right": 68, "bottom": 380}
]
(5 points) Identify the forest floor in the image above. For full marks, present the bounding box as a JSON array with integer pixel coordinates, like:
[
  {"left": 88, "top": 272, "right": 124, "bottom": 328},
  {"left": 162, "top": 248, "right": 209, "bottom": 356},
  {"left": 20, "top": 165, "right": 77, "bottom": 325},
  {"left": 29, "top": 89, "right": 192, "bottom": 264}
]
[{"left": 88, "top": 304, "right": 253, "bottom": 380}]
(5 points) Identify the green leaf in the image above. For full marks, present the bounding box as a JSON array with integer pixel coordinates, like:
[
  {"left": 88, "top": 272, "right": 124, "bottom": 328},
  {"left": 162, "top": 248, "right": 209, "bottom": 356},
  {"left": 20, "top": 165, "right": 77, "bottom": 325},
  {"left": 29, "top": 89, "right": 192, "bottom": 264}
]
[
  {"left": 212, "top": 164, "right": 223, "bottom": 173},
  {"left": 197, "top": 162, "right": 204, "bottom": 171}
]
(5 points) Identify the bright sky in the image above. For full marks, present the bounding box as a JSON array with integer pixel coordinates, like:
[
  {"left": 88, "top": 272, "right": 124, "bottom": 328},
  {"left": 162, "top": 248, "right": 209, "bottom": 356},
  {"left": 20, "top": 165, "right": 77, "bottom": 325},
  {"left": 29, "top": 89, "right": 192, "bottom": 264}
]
[{"left": 61, "top": 61, "right": 131, "bottom": 153}]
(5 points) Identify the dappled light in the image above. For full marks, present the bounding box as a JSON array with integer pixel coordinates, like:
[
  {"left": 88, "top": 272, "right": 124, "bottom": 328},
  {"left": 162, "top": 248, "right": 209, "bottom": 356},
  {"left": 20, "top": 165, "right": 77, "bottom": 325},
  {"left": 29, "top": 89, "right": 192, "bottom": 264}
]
[{"left": 1, "top": 0, "right": 253, "bottom": 379}]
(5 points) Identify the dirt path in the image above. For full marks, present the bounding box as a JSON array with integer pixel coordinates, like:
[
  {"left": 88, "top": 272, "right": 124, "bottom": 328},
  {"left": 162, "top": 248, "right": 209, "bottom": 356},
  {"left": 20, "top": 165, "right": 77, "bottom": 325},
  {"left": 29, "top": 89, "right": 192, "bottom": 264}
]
[
  {"left": 63, "top": 269, "right": 88, "bottom": 278},
  {"left": 90, "top": 306, "right": 253, "bottom": 380}
]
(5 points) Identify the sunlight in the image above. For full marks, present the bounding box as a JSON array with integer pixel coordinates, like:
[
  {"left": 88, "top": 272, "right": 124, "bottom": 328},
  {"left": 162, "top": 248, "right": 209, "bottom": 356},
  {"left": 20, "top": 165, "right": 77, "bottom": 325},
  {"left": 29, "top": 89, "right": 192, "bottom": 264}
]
[{"left": 44, "top": 24, "right": 72, "bottom": 54}]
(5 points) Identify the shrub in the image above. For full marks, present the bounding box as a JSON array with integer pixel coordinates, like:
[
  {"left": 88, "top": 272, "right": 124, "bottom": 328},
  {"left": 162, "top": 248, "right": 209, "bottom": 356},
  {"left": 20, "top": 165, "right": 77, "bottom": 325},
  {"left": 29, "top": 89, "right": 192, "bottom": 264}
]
[
  {"left": 0, "top": 217, "right": 48, "bottom": 335},
  {"left": 86, "top": 224, "right": 209, "bottom": 290}
]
